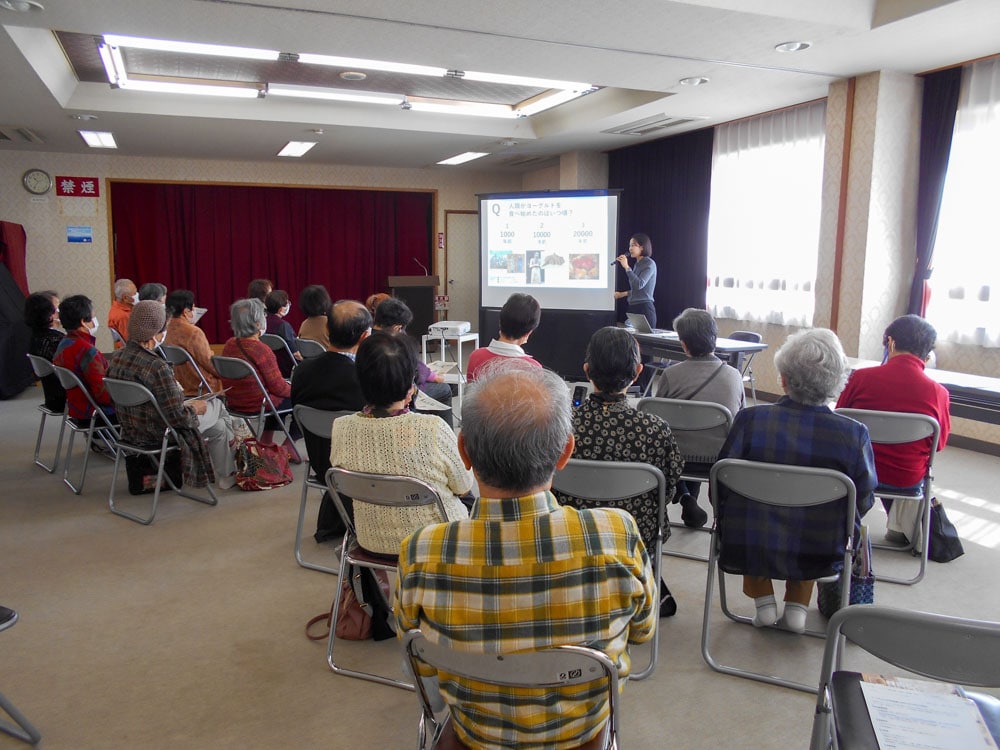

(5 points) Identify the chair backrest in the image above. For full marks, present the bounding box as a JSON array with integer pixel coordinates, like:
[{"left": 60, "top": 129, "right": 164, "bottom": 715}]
[
  {"left": 728, "top": 330, "right": 762, "bottom": 344},
  {"left": 725, "top": 331, "right": 761, "bottom": 374},
  {"left": 109, "top": 327, "right": 126, "bottom": 347},
  {"left": 210, "top": 354, "right": 280, "bottom": 415},
  {"left": 835, "top": 408, "right": 940, "bottom": 470},
  {"left": 296, "top": 338, "right": 326, "bottom": 359},
  {"left": 52, "top": 365, "right": 117, "bottom": 429},
  {"left": 159, "top": 344, "right": 213, "bottom": 394},
  {"left": 402, "top": 628, "right": 619, "bottom": 750},
  {"left": 26, "top": 353, "right": 55, "bottom": 379},
  {"left": 103, "top": 377, "right": 179, "bottom": 444},
  {"left": 637, "top": 397, "right": 733, "bottom": 465},
  {"left": 325, "top": 466, "right": 449, "bottom": 539},
  {"left": 260, "top": 333, "right": 295, "bottom": 361},
  {"left": 293, "top": 404, "right": 354, "bottom": 442}
]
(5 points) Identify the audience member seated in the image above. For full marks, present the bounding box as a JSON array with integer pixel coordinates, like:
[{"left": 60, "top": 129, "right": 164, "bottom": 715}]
[
  {"left": 836, "top": 314, "right": 951, "bottom": 544},
  {"left": 220, "top": 298, "right": 296, "bottom": 451},
  {"left": 365, "top": 292, "right": 391, "bottom": 318},
  {"left": 137, "top": 282, "right": 167, "bottom": 304},
  {"left": 291, "top": 299, "right": 370, "bottom": 541},
  {"left": 396, "top": 366, "right": 656, "bottom": 749},
  {"left": 107, "top": 278, "right": 137, "bottom": 348},
  {"left": 555, "top": 326, "right": 683, "bottom": 615},
  {"left": 54, "top": 294, "right": 115, "bottom": 420},
  {"left": 329, "top": 331, "right": 471, "bottom": 555},
  {"left": 264, "top": 290, "right": 302, "bottom": 377},
  {"left": 247, "top": 278, "right": 273, "bottom": 303},
  {"left": 372, "top": 296, "right": 453, "bottom": 407},
  {"left": 466, "top": 292, "right": 542, "bottom": 380},
  {"left": 108, "top": 301, "right": 237, "bottom": 489},
  {"left": 718, "top": 328, "right": 876, "bottom": 633},
  {"left": 298, "top": 284, "right": 333, "bottom": 351},
  {"left": 164, "top": 289, "right": 222, "bottom": 397},
  {"left": 656, "top": 307, "right": 745, "bottom": 526},
  {"left": 24, "top": 290, "right": 65, "bottom": 413}
]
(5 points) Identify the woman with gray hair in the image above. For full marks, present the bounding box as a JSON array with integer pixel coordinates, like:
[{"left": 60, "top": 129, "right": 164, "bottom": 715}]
[
  {"left": 717, "top": 328, "right": 877, "bottom": 633},
  {"left": 220, "top": 298, "right": 294, "bottom": 448}
]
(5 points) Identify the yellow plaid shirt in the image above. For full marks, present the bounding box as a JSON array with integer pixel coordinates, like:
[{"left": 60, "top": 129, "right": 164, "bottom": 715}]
[{"left": 395, "top": 490, "right": 656, "bottom": 750}]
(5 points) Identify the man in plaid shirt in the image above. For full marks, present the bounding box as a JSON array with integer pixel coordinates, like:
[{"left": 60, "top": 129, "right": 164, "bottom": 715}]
[{"left": 396, "top": 366, "right": 656, "bottom": 750}]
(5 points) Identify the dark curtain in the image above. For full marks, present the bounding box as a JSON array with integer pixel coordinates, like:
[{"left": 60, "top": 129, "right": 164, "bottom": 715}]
[
  {"left": 608, "top": 127, "right": 715, "bottom": 328},
  {"left": 110, "top": 182, "right": 433, "bottom": 343},
  {"left": 909, "top": 67, "right": 963, "bottom": 315}
]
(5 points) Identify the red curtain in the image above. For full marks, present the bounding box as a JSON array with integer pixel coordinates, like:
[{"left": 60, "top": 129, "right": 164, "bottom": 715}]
[{"left": 109, "top": 182, "right": 433, "bottom": 343}]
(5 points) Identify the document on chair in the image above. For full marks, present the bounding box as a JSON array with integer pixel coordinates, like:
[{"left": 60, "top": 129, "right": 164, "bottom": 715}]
[{"left": 861, "top": 680, "right": 999, "bottom": 750}]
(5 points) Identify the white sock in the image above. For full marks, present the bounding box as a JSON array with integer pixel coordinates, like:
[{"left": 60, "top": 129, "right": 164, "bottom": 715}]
[
  {"left": 780, "top": 602, "right": 808, "bottom": 634},
  {"left": 752, "top": 595, "right": 778, "bottom": 628}
]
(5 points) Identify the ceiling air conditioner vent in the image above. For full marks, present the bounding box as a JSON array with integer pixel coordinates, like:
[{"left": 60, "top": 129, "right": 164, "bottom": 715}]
[
  {"left": 500, "top": 155, "right": 557, "bottom": 169},
  {"left": 603, "top": 115, "right": 704, "bottom": 136},
  {"left": 0, "top": 126, "right": 45, "bottom": 144}
]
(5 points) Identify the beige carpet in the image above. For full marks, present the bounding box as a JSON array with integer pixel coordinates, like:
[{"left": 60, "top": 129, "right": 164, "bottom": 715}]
[{"left": 2, "top": 385, "right": 999, "bottom": 749}]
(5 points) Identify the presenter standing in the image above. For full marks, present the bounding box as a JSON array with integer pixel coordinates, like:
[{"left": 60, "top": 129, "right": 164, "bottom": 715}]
[{"left": 614, "top": 233, "right": 658, "bottom": 328}]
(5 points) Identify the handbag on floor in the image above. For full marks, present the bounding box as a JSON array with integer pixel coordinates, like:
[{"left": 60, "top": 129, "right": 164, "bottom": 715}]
[
  {"left": 305, "top": 565, "right": 394, "bottom": 642},
  {"left": 818, "top": 525, "right": 874, "bottom": 618},
  {"left": 928, "top": 498, "right": 965, "bottom": 563},
  {"left": 234, "top": 437, "right": 293, "bottom": 491}
]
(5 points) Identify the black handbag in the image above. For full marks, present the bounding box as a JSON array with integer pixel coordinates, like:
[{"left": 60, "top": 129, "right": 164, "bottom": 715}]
[{"left": 928, "top": 499, "right": 964, "bottom": 563}]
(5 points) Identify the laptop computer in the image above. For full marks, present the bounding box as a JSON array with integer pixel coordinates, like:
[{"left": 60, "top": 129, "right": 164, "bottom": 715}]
[{"left": 626, "top": 312, "right": 676, "bottom": 337}]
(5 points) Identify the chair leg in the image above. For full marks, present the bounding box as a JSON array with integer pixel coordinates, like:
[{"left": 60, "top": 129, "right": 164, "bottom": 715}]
[
  {"left": 61, "top": 426, "right": 86, "bottom": 495},
  {"left": 295, "top": 482, "right": 339, "bottom": 574},
  {"left": 0, "top": 689, "right": 41, "bottom": 745},
  {"left": 32, "top": 410, "right": 61, "bottom": 474},
  {"left": 109, "top": 447, "right": 217, "bottom": 525}
]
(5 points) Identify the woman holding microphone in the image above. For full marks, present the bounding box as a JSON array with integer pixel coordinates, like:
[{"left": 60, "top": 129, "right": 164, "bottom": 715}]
[{"left": 613, "top": 232, "right": 658, "bottom": 327}]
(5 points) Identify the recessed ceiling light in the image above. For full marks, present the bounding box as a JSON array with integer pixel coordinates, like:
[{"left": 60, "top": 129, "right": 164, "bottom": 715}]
[
  {"left": 339, "top": 71, "right": 367, "bottom": 82},
  {"left": 103, "top": 34, "right": 280, "bottom": 61},
  {"left": 0, "top": 0, "right": 44, "bottom": 12},
  {"left": 78, "top": 130, "right": 117, "bottom": 148},
  {"left": 277, "top": 141, "right": 316, "bottom": 157},
  {"left": 679, "top": 76, "right": 710, "bottom": 87},
  {"left": 268, "top": 84, "right": 400, "bottom": 106},
  {"left": 437, "top": 152, "right": 489, "bottom": 166},
  {"left": 775, "top": 41, "right": 811, "bottom": 53}
]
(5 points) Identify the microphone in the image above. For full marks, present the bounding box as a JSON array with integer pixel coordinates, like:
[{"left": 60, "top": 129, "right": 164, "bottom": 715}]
[
  {"left": 610, "top": 254, "right": 627, "bottom": 267},
  {"left": 413, "top": 257, "right": 430, "bottom": 275}
]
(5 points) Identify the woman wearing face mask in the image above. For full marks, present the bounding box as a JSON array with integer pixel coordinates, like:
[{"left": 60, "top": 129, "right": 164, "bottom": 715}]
[
  {"left": 164, "top": 289, "right": 223, "bottom": 397},
  {"left": 264, "top": 289, "right": 302, "bottom": 377},
  {"left": 53, "top": 294, "right": 116, "bottom": 420},
  {"left": 107, "top": 300, "right": 238, "bottom": 490}
]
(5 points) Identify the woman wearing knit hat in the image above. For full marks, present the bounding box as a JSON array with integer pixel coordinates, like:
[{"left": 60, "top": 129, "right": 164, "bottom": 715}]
[{"left": 107, "top": 300, "right": 238, "bottom": 490}]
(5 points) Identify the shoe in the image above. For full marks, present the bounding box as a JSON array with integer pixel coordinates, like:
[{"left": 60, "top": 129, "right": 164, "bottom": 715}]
[
  {"left": 884, "top": 530, "right": 909, "bottom": 545},
  {"left": 217, "top": 473, "right": 237, "bottom": 490},
  {"left": 779, "top": 602, "right": 808, "bottom": 634},
  {"left": 752, "top": 595, "right": 778, "bottom": 628},
  {"left": 680, "top": 494, "right": 709, "bottom": 528},
  {"left": 659, "top": 579, "right": 678, "bottom": 618}
]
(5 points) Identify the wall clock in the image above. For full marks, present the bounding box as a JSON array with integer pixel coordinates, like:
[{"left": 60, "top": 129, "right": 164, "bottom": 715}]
[{"left": 22, "top": 168, "right": 52, "bottom": 195}]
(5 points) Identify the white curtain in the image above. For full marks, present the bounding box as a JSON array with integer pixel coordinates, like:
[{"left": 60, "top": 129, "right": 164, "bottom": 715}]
[
  {"left": 706, "top": 100, "right": 827, "bottom": 327},
  {"left": 927, "top": 59, "right": 1000, "bottom": 347}
]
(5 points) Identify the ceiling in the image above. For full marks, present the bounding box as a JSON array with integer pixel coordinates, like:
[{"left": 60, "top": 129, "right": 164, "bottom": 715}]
[{"left": 1, "top": 0, "right": 999, "bottom": 172}]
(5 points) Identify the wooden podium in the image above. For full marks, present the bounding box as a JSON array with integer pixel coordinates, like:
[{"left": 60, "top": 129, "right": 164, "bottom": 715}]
[{"left": 388, "top": 275, "right": 439, "bottom": 337}]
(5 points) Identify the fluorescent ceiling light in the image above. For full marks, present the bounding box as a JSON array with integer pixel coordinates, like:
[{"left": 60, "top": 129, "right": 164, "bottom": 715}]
[
  {"left": 121, "top": 79, "right": 261, "bottom": 98},
  {"left": 278, "top": 141, "right": 317, "bottom": 157},
  {"left": 459, "top": 70, "right": 592, "bottom": 91},
  {"left": 516, "top": 89, "right": 587, "bottom": 117},
  {"left": 78, "top": 130, "right": 117, "bottom": 148},
  {"left": 409, "top": 100, "right": 516, "bottom": 118},
  {"left": 267, "top": 84, "right": 400, "bottom": 106},
  {"left": 437, "top": 152, "right": 489, "bottom": 166},
  {"left": 298, "top": 52, "right": 448, "bottom": 78},
  {"left": 103, "top": 34, "right": 280, "bottom": 61}
]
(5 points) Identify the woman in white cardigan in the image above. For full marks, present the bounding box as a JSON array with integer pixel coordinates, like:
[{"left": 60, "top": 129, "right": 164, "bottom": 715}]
[{"left": 329, "top": 330, "right": 472, "bottom": 555}]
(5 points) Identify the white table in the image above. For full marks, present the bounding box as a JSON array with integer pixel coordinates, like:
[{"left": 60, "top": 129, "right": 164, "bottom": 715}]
[{"left": 421, "top": 331, "right": 479, "bottom": 412}]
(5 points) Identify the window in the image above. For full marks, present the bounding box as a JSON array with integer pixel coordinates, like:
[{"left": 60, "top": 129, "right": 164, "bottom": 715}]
[
  {"left": 706, "top": 101, "right": 827, "bottom": 327},
  {"left": 927, "top": 59, "right": 1000, "bottom": 347}
]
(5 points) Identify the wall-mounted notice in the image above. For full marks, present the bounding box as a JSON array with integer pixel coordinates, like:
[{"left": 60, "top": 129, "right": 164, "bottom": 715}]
[{"left": 67, "top": 225, "right": 93, "bottom": 243}]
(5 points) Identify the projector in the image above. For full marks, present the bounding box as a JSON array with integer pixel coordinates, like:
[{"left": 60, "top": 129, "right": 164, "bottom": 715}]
[{"left": 428, "top": 320, "right": 471, "bottom": 337}]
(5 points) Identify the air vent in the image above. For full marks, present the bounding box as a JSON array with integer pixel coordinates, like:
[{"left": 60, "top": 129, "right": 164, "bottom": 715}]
[
  {"left": 603, "top": 115, "right": 704, "bottom": 136},
  {"left": 500, "top": 155, "right": 557, "bottom": 168},
  {"left": 0, "top": 126, "right": 45, "bottom": 144}
]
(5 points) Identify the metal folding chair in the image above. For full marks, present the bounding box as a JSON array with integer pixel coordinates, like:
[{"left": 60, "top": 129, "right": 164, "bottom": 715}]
[
  {"left": 292, "top": 405, "right": 354, "bottom": 573},
  {"left": 727, "top": 331, "right": 762, "bottom": 404},
  {"left": 109, "top": 327, "right": 126, "bottom": 349},
  {"left": 810, "top": 605, "right": 1000, "bottom": 750},
  {"left": 25, "top": 354, "right": 65, "bottom": 473},
  {"left": 103, "top": 378, "right": 218, "bottom": 524},
  {"left": 324, "top": 467, "right": 452, "bottom": 691},
  {"left": 51, "top": 365, "right": 119, "bottom": 494},
  {"left": 0, "top": 606, "right": 41, "bottom": 745},
  {"left": 835, "top": 408, "right": 940, "bottom": 585},
  {"left": 210, "top": 354, "right": 301, "bottom": 462},
  {"left": 550, "top": 458, "right": 665, "bottom": 680},
  {"left": 403, "top": 628, "right": 620, "bottom": 750},
  {"left": 260, "top": 333, "right": 297, "bottom": 374},
  {"left": 637, "top": 397, "right": 733, "bottom": 561},
  {"left": 158, "top": 344, "right": 213, "bottom": 396},
  {"left": 703, "top": 459, "right": 857, "bottom": 693},
  {"left": 295, "top": 337, "right": 326, "bottom": 359}
]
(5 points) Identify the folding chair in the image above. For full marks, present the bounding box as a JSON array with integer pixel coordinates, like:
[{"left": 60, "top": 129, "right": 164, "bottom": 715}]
[
  {"left": 109, "top": 327, "right": 126, "bottom": 348},
  {"left": 550, "top": 458, "right": 665, "bottom": 680},
  {"left": 25, "top": 354, "right": 65, "bottom": 473},
  {"left": 292, "top": 404, "right": 354, "bottom": 573},
  {"left": 260, "top": 333, "right": 297, "bottom": 374},
  {"left": 402, "top": 628, "right": 620, "bottom": 750},
  {"left": 158, "top": 344, "right": 213, "bottom": 396},
  {"left": 835, "top": 409, "right": 940, "bottom": 585},
  {"left": 0, "top": 606, "right": 41, "bottom": 745},
  {"left": 637, "top": 397, "right": 733, "bottom": 562},
  {"left": 210, "top": 355, "right": 301, "bottom": 462},
  {"left": 51, "top": 365, "right": 119, "bottom": 495},
  {"left": 727, "top": 331, "right": 762, "bottom": 405},
  {"left": 809, "top": 605, "right": 1000, "bottom": 750},
  {"left": 296, "top": 337, "right": 326, "bottom": 359},
  {"left": 104, "top": 378, "right": 218, "bottom": 524},
  {"left": 703, "top": 459, "right": 857, "bottom": 693},
  {"left": 324, "top": 467, "right": 452, "bottom": 691}
]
